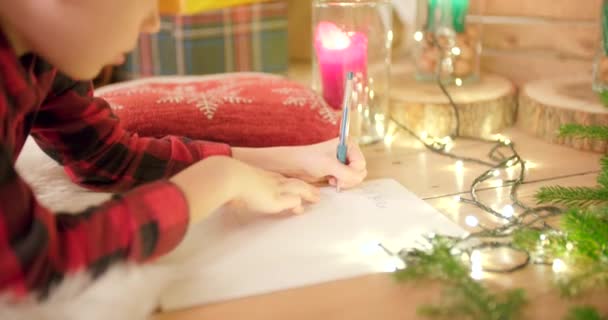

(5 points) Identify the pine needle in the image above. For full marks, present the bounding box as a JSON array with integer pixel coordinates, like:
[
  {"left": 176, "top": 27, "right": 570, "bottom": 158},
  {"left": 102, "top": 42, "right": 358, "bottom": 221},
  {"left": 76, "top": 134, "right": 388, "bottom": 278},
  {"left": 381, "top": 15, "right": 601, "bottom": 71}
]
[
  {"left": 559, "top": 124, "right": 608, "bottom": 140},
  {"left": 536, "top": 186, "right": 608, "bottom": 208}
]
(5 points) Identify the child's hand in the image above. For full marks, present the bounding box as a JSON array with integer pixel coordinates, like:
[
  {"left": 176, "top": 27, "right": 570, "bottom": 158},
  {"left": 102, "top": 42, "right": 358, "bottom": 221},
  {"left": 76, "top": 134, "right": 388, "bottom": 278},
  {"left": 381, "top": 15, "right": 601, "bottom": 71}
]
[
  {"left": 233, "top": 165, "right": 320, "bottom": 215},
  {"left": 290, "top": 138, "right": 367, "bottom": 189},
  {"left": 171, "top": 156, "right": 319, "bottom": 224}
]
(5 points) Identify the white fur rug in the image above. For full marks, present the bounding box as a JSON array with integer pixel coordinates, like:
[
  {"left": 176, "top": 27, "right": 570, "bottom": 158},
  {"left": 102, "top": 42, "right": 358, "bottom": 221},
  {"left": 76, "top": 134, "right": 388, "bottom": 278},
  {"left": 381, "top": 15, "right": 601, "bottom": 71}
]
[{"left": 1, "top": 138, "right": 200, "bottom": 320}]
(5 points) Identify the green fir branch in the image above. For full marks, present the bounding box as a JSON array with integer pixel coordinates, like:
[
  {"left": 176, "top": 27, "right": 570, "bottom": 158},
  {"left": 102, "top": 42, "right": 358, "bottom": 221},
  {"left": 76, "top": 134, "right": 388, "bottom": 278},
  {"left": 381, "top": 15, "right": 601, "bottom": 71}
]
[
  {"left": 559, "top": 124, "right": 608, "bottom": 140},
  {"left": 394, "top": 237, "right": 527, "bottom": 320},
  {"left": 512, "top": 228, "right": 569, "bottom": 259},
  {"left": 564, "top": 306, "right": 607, "bottom": 320},
  {"left": 513, "top": 208, "right": 608, "bottom": 297},
  {"left": 560, "top": 208, "right": 608, "bottom": 263},
  {"left": 535, "top": 186, "right": 608, "bottom": 208}
]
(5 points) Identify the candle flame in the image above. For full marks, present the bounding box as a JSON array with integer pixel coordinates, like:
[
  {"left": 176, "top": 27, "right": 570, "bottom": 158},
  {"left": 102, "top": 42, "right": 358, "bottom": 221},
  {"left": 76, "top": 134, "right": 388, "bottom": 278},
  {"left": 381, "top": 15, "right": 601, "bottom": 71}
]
[{"left": 316, "top": 22, "right": 351, "bottom": 50}]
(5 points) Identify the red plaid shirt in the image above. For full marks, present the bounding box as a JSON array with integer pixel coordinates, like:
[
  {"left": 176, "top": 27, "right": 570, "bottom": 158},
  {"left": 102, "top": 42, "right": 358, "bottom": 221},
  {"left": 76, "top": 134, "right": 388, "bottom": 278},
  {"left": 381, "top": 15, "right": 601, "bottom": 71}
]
[{"left": 0, "top": 31, "right": 232, "bottom": 299}]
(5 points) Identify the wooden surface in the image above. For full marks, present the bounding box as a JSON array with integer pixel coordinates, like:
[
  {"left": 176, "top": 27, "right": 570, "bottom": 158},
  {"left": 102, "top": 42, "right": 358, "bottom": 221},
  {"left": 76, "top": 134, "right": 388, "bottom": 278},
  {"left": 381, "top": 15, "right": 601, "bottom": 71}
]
[
  {"left": 390, "top": 73, "right": 516, "bottom": 138},
  {"left": 154, "top": 126, "right": 608, "bottom": 320},
  {"left": 470, "top": 0, "right": 602, "bottom": 20},
  {"left": 469, "top": 0, "right": 601, "bottom": 86},
  {"left": 518, "top": 75, "right": 608, "bottom": 152}
]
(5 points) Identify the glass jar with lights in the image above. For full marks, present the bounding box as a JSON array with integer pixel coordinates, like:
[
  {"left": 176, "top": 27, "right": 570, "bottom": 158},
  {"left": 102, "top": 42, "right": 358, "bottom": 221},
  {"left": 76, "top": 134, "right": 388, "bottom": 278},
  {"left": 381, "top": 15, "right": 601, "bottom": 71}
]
[
  {"left": 412, "top": 0, "right": 482, "bottom": 85},
  {"left": 592, "top": 0, "right": 608, "bottom": 106},
  {"left": 312, "top": 0, "right": 393, "bottom": 144}
]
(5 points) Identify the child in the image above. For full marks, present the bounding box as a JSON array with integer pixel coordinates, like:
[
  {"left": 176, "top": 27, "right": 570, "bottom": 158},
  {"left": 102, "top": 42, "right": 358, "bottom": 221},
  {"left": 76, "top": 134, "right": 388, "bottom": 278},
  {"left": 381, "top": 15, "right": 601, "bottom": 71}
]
[{"left": 0, "top": 0, "right": 366, "bottom": 302}]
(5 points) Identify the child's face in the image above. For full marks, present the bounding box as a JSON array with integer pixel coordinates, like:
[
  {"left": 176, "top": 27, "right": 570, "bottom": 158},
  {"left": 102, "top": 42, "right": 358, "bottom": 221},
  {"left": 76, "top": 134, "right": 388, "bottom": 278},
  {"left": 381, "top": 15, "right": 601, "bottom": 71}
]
[{"left": 0, "top": 0, "right": 160, "bottom": 80}]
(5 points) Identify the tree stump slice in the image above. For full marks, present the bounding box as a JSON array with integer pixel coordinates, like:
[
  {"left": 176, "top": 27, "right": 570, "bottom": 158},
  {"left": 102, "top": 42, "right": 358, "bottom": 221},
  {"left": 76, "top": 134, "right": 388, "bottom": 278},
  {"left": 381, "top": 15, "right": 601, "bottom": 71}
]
[
  {"left": 518, "top": 75, "right": 608, "bottom": 153},
  {"left": 390, "top": 74, "right": 517, "bottom": 138}
]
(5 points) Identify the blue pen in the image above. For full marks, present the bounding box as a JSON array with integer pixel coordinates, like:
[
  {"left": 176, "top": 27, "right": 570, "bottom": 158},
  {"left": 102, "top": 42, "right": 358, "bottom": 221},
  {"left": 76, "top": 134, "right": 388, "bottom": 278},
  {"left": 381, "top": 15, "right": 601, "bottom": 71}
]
[{"left": 336, "top": 71, "right": 354, "bottom": 192}]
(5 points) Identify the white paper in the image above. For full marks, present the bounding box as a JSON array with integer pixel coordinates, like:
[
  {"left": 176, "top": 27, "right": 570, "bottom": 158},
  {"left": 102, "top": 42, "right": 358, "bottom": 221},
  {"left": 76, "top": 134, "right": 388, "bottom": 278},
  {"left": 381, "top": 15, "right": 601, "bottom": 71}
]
[{"left": 158, "top": 179, "right": 465, "bottom": 311}]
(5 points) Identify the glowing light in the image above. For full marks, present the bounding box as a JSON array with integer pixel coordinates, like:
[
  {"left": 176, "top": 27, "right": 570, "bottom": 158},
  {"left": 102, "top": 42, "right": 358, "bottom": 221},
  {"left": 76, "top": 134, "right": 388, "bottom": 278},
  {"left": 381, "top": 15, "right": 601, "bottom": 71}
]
[
  {"left": 451, "top": 47, "right": 461, "bottom": 55},
  {"left": 539, "top": 234, "right": 547, "bottom": 241},
  {"left": 369, "top": 90, "right": 375, "bottom": 99},
  {"left": 492, "top": 170, "right": 500, "bottom": 177},
  {"left": 382, "top": 256, "right": 406, "bottom": 272},
  {"left": 493, "top": 180, "right": 504, "bottom": 187},
  {"left": 455, "top": 160, "right": 464, "bottom": 170},
  {"left": 465, "top": 215, "right": 479, "bottom": 227},
  {"left": 453, "top": 195, "right": 462, "bottom": 202},
  {"left": 455, "top": 78, "right": 463, "bottom": 87},
  {"left": 552, "top": 258, "right": 567, "bottom": 273},
  {"left": 504, "top": 138, "right": 512, "bottom": 145},
  {"left": 360, "top": 241, "right": 382, "bottom": 256},
  {"left": 566, "top": 242, "right": 574, "bottom": 251},
  {"left": 384, "top": 133, "right": 395, "bottom": 146},
  {"left": 414, "top": 31, "right": 424, "bottom": 42},
  {"left": 445, "top": 142, "right": 454, "bottom": 152},
  {"left": 506, "top": 160, "right": 515, "bottom": 167},
  {"left": 420, "top": 131, "right": 429, "bottom": 140},
  {"left": 316, "top": 22, "right": 351, "bottom": 50},
  {"left": 502, "top": 204, "right": 515, "bottom": 218},
  {"left": 525, "top": 160, "right": 538, "bottom": 169},
  {"left": 470, "top": 250, "right": 483, "bottom": 280}
]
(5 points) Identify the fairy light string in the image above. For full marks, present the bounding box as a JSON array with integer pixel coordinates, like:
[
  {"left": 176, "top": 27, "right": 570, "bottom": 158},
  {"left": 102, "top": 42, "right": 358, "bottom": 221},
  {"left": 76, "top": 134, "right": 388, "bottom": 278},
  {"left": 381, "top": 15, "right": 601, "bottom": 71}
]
[{"left": 385, "top": 33, "right": 565, "bottom": 276}]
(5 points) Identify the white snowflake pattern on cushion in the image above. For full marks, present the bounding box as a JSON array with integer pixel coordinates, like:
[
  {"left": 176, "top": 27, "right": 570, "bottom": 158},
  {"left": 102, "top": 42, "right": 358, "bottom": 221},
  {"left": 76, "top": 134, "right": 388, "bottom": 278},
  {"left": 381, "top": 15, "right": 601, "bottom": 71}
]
[
  {"left": 102, "top": 80, "right": 255, "bottom": 119},
  {"left": 155, "top": 84, "right": 253, "bottom": 119},
  {"left": 271, "top": 87, "right": 338, "bottom": 125}
]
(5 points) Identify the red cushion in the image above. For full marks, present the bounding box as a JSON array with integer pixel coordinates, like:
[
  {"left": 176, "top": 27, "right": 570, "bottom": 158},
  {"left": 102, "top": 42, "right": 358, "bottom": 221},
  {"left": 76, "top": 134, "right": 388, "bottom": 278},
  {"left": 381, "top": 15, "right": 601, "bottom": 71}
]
[{"left": 95, "top": 73, "right": 339, "bottom": 147}]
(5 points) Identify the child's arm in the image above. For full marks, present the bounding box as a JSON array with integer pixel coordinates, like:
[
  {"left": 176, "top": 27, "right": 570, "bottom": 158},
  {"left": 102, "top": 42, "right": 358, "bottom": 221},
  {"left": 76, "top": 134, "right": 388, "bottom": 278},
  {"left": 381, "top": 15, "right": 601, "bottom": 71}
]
[
  {"left": 0, "top": 143, "right": 190, "bottom": 298},
  {"left": 1, "top": 147, "right": 317, "bottom": 299},
  {"left": 31, "top": 74, "right": 232, "bottom": 192}
]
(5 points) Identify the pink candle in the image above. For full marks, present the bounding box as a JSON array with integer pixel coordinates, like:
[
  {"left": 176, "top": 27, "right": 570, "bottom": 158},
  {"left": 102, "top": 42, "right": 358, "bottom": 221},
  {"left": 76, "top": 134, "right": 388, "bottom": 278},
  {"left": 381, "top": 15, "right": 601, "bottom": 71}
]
[{"left": 314, "top": 21, "right": 368, "bottom": 110}]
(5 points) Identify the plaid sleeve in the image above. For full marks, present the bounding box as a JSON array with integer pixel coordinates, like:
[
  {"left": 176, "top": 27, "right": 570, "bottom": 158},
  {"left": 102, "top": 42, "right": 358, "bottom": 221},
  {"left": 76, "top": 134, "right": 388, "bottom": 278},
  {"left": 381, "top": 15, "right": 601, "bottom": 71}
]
[
  {"left": 31, "top": 73, "right": 231, "bottom": 192},
  {"left": 0, "top": 144, "right": 189, "bottom": 299}
]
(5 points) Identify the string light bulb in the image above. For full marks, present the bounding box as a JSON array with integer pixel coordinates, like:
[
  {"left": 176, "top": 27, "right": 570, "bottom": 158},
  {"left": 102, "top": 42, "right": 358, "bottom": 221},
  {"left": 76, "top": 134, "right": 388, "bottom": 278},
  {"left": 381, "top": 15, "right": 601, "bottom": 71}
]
[
  {"left": 501, "top": 204, "right": 515, "bottom": 218},
  {"left": 566, "top": 242, "right": 574, "bottom": 252},
  {"left": 552, "top": 258, "right": 566, "bottom": 273},
  {"left": 470, "top": 250, "right": 483, "bottom": 280},
  {"left": 382, "top": 256, "right": 406, "bottom": 272},
  {"left": 455, "top": 78, "right": 463, "bottom": 87},
  {"left": 492, "top": 170, "right": 500, "bottom": 177},
  {"left": 455, "top": 160, "right": 464, "bottom": 170},
  {"left": 465, "top": 215, "right": 479, "bottom": 227},
  {"left": 414, "top": 31, "right": 423, "bottom": 42},
  {"left": 451, "top": 47, "right": 461, "bottom": 55}
]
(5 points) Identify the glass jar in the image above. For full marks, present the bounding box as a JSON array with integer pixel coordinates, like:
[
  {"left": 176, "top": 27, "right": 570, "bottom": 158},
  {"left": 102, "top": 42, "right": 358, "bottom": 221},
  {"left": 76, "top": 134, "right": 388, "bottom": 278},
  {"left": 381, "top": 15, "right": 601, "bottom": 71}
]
[
  {"left": 312, "top": 0, "right": 393, "bottom": 144},
  {"left": 592, "top": 0, "right": 608, "bottom": 106},
  {"left": 412, "top": 0, "right": 482, "bottom": 85}
]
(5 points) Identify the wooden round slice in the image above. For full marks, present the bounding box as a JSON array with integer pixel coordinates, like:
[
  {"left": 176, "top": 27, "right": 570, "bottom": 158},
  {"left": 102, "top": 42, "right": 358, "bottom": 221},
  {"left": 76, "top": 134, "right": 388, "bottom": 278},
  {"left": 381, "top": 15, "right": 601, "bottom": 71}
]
[
  {"left": 518, "top": 75, "right": 608, "bottom": 152},
  {"left": 390, "top": 73, "right": 517, "bottom": 139}
]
